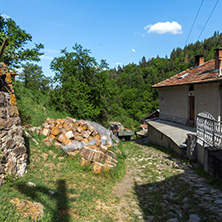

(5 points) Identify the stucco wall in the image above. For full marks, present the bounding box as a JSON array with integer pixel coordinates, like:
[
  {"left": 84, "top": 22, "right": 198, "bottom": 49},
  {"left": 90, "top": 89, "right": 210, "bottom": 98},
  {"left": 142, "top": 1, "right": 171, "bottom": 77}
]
[
  {"left": 195, "top": 82, "right": 220, "bottom": 120},
  {"left": 159, "top": 82, "right": 221, "bottom": 124},
  {"left": 159, "top": 85, "right": 188, "bottom": 124}
]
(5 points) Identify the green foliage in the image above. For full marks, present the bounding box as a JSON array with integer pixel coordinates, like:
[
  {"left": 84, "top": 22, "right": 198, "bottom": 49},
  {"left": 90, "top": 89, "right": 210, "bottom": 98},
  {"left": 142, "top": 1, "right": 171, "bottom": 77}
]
[
  {"left": 50, "top": 43, "right": 118, "bottom": 124},
  {"left": 47, "top": 33, "right": 222, "bottom": 129},
  {"left": 19, "top": 62, "right": 51, "bottom": 91},
  {"left": 13, "top": 81, "right": 70, "bottom": 126},
  {"left": 106, "top": 32, "right": 222, "bottom": 126},
  {"left": 13, "top": 30, "right": 222, "bottom": 131},
  {"left": 0, "top": 15, "right": 44, "bottom": 68}
]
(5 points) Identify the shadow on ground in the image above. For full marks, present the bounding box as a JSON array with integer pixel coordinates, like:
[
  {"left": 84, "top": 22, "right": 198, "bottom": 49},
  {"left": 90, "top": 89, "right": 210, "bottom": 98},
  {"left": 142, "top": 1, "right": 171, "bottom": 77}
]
[
  {"left": 16, "top": 179, "right": 72, "bottom": 222},
  {"left": 23, "top": 135, "right": 30, "bottom": 165},
  {"left": 134, "top": 170, "right": 217, "bottom": 221}
]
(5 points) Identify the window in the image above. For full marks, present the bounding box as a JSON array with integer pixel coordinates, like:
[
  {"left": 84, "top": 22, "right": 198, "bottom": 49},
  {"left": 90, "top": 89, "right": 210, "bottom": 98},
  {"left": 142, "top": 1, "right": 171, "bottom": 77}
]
[{"left": 189, "top": 84, "right": 194, "bottom": 91}]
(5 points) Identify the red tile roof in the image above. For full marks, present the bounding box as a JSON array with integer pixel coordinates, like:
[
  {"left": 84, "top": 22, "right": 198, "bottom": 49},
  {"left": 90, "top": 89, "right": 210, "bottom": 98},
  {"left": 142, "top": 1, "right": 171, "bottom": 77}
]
[
  {"left": 152, "top": 59, "right": 222, "bottom": 88},
  {"left": 140, "top": 124, "right": 148, "bottom": 129}
]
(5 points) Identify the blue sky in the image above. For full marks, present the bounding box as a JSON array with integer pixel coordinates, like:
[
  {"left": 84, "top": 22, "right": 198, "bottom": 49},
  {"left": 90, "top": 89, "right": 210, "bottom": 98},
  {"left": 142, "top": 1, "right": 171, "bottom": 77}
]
[{"left": 1, "top": 0, "right": 222, "bottom": 77}]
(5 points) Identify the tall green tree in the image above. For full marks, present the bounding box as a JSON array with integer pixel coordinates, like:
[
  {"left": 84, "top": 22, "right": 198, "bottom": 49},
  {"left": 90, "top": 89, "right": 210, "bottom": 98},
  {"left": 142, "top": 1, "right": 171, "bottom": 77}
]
[
  {"left": 0, "top": 15, "right": 44, "bottom": 68},
  {"left": 19, "top": 62, "right": 51, "bottom": 91},
  {"left": 50, "top": 43, "right": 115, "bottom": 122}
]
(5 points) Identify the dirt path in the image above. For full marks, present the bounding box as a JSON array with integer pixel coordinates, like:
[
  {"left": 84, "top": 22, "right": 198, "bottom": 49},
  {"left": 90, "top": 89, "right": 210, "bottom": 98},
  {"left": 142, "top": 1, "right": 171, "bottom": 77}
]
[{"left": 112, "top": 141, "right": 222, "bottom": 222}]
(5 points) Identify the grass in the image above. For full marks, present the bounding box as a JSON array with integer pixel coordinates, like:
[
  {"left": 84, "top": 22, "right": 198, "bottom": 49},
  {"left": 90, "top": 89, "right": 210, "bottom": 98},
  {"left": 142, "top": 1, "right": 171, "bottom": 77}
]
[
  {"left": 13, "top": 81, "right": 71, "bottom": 127},
  {"left": 0, "top": 133, "right": 127, "bottom": 222}
]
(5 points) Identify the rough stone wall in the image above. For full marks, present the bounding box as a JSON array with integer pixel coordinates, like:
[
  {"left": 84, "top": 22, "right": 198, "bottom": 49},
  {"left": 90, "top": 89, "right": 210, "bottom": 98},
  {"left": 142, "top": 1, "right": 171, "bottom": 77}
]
[
  {"left": 0, "top": 62, "right": 27, "bottom": 186},
  {"left": 159, "top": 113, "right": 187, "bottom": 125},
  {"left": 186, "top": 134, "right": 197, "bottom": 161}
]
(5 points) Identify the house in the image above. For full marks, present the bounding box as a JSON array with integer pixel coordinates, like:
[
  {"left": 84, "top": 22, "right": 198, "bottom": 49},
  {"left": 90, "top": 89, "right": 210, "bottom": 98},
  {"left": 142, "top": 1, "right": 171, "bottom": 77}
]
[
  {"left": 148, "top": 48, "right": 222, "bottom": 177},
  {"left": 136, "top": 110, "right": 159, "bottom": 137},
  {"left": 141, "top": 109, "right": 159, "bottom": 123},
  {"left": 152, "top": 48, "right": 222, "bottom": 127},
  {"left": 147, "top": 48, "right": 222, "bottom": 157}
]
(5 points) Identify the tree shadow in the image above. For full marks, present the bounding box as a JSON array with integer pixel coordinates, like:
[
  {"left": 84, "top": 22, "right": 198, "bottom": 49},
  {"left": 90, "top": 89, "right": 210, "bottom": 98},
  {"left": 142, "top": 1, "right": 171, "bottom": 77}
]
[
  {"left": 23, "top": 135, "right": 30, "bottom": 165},
  {"left": 16, "top": 179, "right": 71, "bottom": 221},
  {"left": 134, "top": 137, "right": 148, "bottom": 146},
  {"left": 133, "top": 169, "right": 218, "bottom": 221}
]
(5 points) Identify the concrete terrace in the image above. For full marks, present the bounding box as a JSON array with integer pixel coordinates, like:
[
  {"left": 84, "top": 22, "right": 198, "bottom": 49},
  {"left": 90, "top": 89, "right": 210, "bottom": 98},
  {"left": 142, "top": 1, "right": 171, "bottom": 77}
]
[{"left": 147, "top": 119, "right": 196, "bottom": 156}]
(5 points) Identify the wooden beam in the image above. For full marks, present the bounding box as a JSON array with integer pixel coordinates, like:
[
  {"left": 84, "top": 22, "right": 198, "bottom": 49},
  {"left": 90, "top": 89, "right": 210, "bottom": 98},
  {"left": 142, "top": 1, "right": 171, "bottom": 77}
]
[{"left": 0, "top": 37, "right": 8, "bottom": 60}]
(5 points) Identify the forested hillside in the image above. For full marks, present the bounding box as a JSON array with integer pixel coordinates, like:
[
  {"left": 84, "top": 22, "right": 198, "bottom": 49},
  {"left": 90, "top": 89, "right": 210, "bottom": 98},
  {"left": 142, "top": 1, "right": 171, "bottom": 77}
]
[
  {"left": 48, "top": 32, "right": 222, "bottom": 129},
  {"left": 107, "top": 31, "right": 222, "bottom": 127},
  {"left": 1, "top": 16, "right": 222, "bottom": 129}
]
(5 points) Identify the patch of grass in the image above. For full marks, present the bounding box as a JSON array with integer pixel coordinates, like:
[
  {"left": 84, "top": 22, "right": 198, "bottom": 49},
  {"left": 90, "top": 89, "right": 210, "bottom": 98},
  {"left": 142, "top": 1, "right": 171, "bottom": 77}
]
[
  {"left": 13, "top": 82, "right": 71, "bottom": 126},
  {"left": 0, "top": 195, "right": 23, "bottom": 222},
  {"left": 148, "top": 144, "right": 181, "bottom": 159},
  {"left": 0, "top": 132, "right": 126, "bottom": 221}
]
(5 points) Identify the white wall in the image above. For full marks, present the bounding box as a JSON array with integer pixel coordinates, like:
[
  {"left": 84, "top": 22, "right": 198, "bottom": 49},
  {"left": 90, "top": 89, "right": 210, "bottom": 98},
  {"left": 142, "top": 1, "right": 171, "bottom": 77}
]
[
  {"left": 159, "top": 85, "right": 188, "bottom": 123},
  {"left": 195, "top": 82, "right": 220, "bottom": 120},
  {"left": 159, "top": 82, "right": 221, "bottom": 123}
]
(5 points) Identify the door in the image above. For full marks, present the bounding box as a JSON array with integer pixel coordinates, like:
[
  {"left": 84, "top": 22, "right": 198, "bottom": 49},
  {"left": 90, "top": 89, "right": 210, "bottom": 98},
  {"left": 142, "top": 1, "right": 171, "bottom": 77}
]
[{"left": 189, "top": 96, "right": 195, "bottom": 121}]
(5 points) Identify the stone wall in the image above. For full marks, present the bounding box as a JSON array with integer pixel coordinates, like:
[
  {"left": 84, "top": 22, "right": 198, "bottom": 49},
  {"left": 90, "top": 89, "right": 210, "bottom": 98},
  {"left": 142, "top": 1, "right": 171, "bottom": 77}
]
[
  {"left": 159, "top": 113, "right": 187, "bottom": 125},
  {"left": 0, "top": 62, "right": 27, "bottom": 186}
]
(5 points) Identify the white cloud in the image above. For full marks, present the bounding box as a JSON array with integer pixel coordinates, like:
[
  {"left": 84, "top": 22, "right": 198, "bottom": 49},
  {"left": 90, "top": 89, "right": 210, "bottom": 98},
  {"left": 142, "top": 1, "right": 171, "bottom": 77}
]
[
  {"left": 114, "top": 62, "right": 123, "bottom": 66},
  {"left": 14, "top": 67, "right": 23, "bottom": 74},
  {"left": 145, "top": 21, "right": 182, "bottom": 34},
  {"left": 132, "top": 49, "right": 136, "bottom": 53},
  {"left": 43, "top": 49, "right": 60, "bottom": 54},
  {"left": 134, "top": 32, "right": 146, "bottom": 37},
  {"left": 1, "top": 14, "right": 10, "bottom": 19},
  {"left": 40, "top": 55, "right": 54, "bottom": 60}
]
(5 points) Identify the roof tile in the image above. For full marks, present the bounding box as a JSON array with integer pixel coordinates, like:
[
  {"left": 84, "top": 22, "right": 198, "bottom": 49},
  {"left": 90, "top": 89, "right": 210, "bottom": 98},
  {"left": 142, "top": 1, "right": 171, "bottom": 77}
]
[{"left": 152, "top": 59, "right": 222, "bottom": 88}]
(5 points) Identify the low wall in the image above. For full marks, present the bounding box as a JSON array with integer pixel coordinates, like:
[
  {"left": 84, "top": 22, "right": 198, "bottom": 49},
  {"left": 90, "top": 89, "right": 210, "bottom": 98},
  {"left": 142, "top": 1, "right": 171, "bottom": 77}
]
[
  {"left": 148, "top": 123, "right": 186, "bottom": 157},
  {"left": 0, "top": 62, "right": 27, "bottom": 186},
  {"left": 160, "top": 113, "right": 187, "bottom": 125},
  {"left": 187, "top": 134, "right": 222, "bottom": 180}
]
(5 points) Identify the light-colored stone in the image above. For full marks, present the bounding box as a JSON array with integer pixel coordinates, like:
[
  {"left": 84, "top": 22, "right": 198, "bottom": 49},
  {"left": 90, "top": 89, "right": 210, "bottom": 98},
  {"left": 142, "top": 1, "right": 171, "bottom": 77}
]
[
  {"left": 93, "top": 161, "right": 104, "bottom": 173},
  {"left": 10, "top": 198, "right": 44, "bottom": 220},
  {"left": 26, "top": 182, "right": 36, "bottom": 187},
  {"left": 41, "top": 153, "right": 48, "bottom": 161},
  {"left": 189, "top": 214, "right": 200, "bottom": 221},
  {"left": 42, "top": 128, "right": 50, "bottom": 136},
  {"left": 65, "top": 130, "right": 74, "bottom": 140}
]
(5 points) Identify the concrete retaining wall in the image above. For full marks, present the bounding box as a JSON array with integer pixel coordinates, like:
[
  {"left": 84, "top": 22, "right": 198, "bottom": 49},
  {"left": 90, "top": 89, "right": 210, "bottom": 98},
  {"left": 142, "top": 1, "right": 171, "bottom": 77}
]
[{"left": 148, "top": 123, "right": 186, "bottom": 157}]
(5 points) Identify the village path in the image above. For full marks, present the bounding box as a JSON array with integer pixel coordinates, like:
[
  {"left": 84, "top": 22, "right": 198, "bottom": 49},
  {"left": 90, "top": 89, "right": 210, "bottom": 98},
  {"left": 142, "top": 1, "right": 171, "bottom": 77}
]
[{"left": 111, "top": 140, "right": 222, "bottom": 222}]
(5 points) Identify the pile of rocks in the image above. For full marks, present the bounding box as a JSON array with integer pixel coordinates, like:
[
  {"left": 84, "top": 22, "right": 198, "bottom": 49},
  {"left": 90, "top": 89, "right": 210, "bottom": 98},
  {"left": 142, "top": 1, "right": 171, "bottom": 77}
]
[
  {"left": 0, "top": 63, "right": 27, "bottom": 186},
  {"left": 41, "top": 117, "right": 118, "bottom": 173}
]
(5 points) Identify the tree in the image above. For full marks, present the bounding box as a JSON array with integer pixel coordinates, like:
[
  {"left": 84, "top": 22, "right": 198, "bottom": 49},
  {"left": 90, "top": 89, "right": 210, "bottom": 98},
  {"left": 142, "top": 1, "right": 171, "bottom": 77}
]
[
  {"left": 0, "top": 15, "right": 44, "bottom": 68},
  {"left": 50, "top": 43, "right": 113, "bottom": 122},
  {"left": 19, "top": 62, "right": 51, "bottom": 91},
  {"left": 139, "top": 56, "right": 146, "bottom": 67}
]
